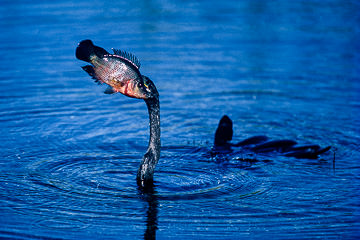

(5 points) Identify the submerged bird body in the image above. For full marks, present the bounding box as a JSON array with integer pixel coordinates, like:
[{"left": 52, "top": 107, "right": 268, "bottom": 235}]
[
  {"left": 76, "top": 40, "right": 160, "bottom": 187},
  {"left": 213, "top": 115, "right": 331, "bottom": 159}
]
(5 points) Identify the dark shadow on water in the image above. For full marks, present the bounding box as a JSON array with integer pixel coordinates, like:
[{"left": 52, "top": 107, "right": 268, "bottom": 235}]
[{"left": 138, "top": 183, "right": 158, "bottom": 240}]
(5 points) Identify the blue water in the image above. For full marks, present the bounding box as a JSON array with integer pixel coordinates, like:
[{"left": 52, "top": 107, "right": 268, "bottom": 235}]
[{"left": 1, "top": 0, "right": 359, "bottom": 239}]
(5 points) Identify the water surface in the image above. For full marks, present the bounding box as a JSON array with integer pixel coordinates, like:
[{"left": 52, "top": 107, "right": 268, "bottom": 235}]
[{"left": 0, "top": 0, "right": 359, "bottom": 239}]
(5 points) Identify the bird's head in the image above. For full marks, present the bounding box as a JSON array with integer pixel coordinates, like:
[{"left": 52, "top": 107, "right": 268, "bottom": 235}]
[{"left": 134, "top": 75, "right": 158, "bottom": 100}]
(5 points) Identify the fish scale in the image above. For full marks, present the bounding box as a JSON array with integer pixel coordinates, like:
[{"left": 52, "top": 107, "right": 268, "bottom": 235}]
[{"left": 92, "top": 56, "right": 136, "bottom": 85}]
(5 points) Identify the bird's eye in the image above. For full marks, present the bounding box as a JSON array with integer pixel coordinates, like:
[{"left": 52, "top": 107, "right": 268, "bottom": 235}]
[{"left": 143, "top": 81, "right": 149, "bottom": 89}]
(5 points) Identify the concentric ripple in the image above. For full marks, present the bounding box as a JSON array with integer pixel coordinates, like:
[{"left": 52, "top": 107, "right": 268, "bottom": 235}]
[
  {"left": 25, "top": 152, "right": 141, "bottom": 200},
  {"left": 154, "top": 146, "right": 270, "bottom": 200},
  {"left": 21, "top": 145, "right": 269, "bottom": 203}
]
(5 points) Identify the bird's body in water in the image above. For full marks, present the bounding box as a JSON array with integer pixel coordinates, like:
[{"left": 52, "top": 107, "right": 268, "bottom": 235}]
[
  {"left": 76, "top": 40, "right": 160, "bottom": 187},
  {"left": 213, "top": 115, "right": 331, "bottom": 159}
]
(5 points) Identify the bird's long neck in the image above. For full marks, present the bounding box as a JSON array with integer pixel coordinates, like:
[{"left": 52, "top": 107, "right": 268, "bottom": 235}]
[{"left": 137, "top": 97, "right": 160, "bottom": 187}]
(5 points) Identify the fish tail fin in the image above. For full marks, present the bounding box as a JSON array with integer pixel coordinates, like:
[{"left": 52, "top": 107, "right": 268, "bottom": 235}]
[
  {"left": 76, "top": 39, "right": 109, "bottom": 62},
  {"left": 76, "top": 40, "right": 95, "bottom": 62}
]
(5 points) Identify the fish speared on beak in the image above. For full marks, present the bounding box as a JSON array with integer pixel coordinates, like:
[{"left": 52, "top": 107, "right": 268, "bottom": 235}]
[{"left": 76, "top": 39, "right": 157, "bottom": 100}]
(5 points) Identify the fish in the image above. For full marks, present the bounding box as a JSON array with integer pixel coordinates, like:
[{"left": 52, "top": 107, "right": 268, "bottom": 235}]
[{"left": 75, "top": 39, "right": 153, "bottom": 99}]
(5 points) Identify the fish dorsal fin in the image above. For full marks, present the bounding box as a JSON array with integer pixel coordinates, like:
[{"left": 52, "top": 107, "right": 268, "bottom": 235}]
[{"left": 111, "top": 49, "right": 141, "bottom": 69}]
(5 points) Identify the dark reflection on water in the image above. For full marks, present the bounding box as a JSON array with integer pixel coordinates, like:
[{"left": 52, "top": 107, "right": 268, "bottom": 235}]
[
  {"left": 1, "top": 0, "right": 360, "bottom": 239},
  {"left": 138, "top": 184, "right": 158, "bottom": 240}
]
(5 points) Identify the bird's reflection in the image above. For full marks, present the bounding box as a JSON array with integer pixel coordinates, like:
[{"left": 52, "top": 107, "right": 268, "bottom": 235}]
[{"left": 138, "top": 182, "right": 158, "bottom": 240}]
